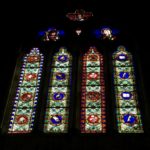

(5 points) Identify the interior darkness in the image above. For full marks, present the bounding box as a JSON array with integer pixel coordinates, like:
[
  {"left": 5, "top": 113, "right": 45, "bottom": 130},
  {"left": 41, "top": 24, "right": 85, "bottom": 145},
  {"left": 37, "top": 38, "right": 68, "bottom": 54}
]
[{"left": 0, "top": 1, "right": 150, "bottom": 149}]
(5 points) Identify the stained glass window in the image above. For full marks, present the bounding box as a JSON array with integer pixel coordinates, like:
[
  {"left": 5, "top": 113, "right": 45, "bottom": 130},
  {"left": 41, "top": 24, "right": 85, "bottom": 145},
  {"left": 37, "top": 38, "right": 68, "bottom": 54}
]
[
  {"left": 113, "top": 46, "right": 143, "bottom": 133},
  {"left": 66, "top": 9, "right": 93, "bottom": 21},
  {"left": 44, "top": 47, "right": 72, "bottom": 133},
  {"left": 8, "top": 48, "right": 44, "bottom": 133},
  {"left": 80, "top": 47, "right": 106, "bottom": 133},
  {"left": 94, "top": 26, "right": 119, "bottom": 40},
  {"left": 75, "top": 28, "right": 82, "bottom": 36},
  {"left": 101, "top": 28, "right": 115, "bottom": 40},
  {"left": 39, "top": 28, "right": 65, "bottom": 42}
]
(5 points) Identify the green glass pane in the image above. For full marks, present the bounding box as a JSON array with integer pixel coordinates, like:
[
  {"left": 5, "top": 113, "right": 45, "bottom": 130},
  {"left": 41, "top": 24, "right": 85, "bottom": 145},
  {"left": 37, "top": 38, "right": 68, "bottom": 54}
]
[
  {"left": 85, "top": 86, "right": 101, "bottom": 92},
  {"left": 86, "top": 80, "right": 100, "bottom": 86},
  {"left": 115, "top": 86, "right": 134, "bottom": 92},
  {"left": 24, "top": 68, "right": 39, "bottom": 73},
  {"left": 86, "top": 67, "right": 100, "bottom": 72},
  {"left": 86, "top": 61, "right": 100, "bottom": 67},
  {"left": 115, "top": 79, "right": 135, "bottom": 86},
  {"left": 26, "top": 62, "right": 40, "bottom": 68}
]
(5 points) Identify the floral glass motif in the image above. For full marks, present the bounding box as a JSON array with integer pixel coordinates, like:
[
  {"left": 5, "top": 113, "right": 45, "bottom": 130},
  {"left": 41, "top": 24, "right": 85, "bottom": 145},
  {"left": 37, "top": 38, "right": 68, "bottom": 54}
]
[
  {"left": 66, "top": 9, "right": 93, "bottom": 21},
  {"left": 8, "top": 48, "right": 44, "bottom": 133},
  {"left": 44, "top": 47, "right": 72, "bottom": 133},
  {"left": 39, "top": 28, "right": 64, "bottom": 42},
  {"left": 113, "top": 46, "right": 143, "bottom": 133},
  {"left": 81, "top": 47, "right": 106, "bottom": 133}
]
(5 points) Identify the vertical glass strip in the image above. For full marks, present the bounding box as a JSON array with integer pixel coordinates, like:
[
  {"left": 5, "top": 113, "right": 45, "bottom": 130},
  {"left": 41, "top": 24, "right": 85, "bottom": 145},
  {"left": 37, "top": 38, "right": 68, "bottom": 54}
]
[
  {"left": 113, "top": 46, "right": 143, "bottom": 133},
  {"left": 44, "top": 47, "right": 72, "bottom": 133},
  {"left": 81, "top": 47, "right": 106, "bottom": 133},
  {"left": 8, "top": 48, "right": 44, "bottom": 133}
]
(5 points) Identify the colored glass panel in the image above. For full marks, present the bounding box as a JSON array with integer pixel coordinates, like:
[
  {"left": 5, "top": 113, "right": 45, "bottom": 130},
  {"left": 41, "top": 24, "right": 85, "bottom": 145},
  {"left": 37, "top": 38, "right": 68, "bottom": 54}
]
[
  {"left": 113, "top": 46, "right": 143, "bottom": 133},
  {"left": 94, "top": 26, "right": 119, "bottom": 40},
  {"left": 101, "top": 28, "right": 115, "bottom": 40},
  {"left": 44, "top": 47, "right": 72, "bottom": 133},
  {"left": 39, "top": 28, "right": 64, "bottom": 42},
  {"left": 66, "top": 9, "right": 93, "bottom": 21},
  {"left": 8, "top": 48, "right": 44, "bottom": 133},
  {"left": 81, "top": 47, "right": 106, "bottom": 133}
]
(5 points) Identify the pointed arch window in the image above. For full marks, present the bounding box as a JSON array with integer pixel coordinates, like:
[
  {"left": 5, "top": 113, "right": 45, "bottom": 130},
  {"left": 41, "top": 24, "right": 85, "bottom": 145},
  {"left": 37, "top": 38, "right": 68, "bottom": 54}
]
[
  {"left": 8, "top": 48, "right": 44, "bottom": 133},
  {"left": 44, "top": 47, "right": 72, "bottom": 133},
  {"left": 112, "top": 46, "right": 143, "bottom": 133},
  {"left": 80, "top": 47, "right": 106, "bottom": 133}
]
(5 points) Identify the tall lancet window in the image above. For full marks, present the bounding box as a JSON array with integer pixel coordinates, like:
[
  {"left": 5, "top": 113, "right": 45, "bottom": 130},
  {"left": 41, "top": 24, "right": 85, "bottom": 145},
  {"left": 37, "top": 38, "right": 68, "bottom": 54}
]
[
  {"left": 80, "top": 47, "right": 106, "bottom": 133},
  {"left": 112, "top": 46, "right": 143, "bottom": 133},
  {"left": 44, "top": 47, "right": 72, "bottom": 133},
  {"left": 8, "top": 48, "right": 44, "bottom": 133}
]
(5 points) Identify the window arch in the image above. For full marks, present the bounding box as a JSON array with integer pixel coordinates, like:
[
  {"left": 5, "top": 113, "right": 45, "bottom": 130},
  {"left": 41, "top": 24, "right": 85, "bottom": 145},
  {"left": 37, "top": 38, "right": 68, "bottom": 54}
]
[
  {"left": 112, "top": 46, "right": 143, "bottom": 133},
  {"left": 44, "top": 47, "right": 72, "bottom": 133},
  {"left": 2, "top": 45, "right": 145, "bottom": 134},
  {"left": 8, "top": 48, "right": 44, "bottom": 133},
  {"left": 80, "top": 47, "right": 106, "bottom": 133}
]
